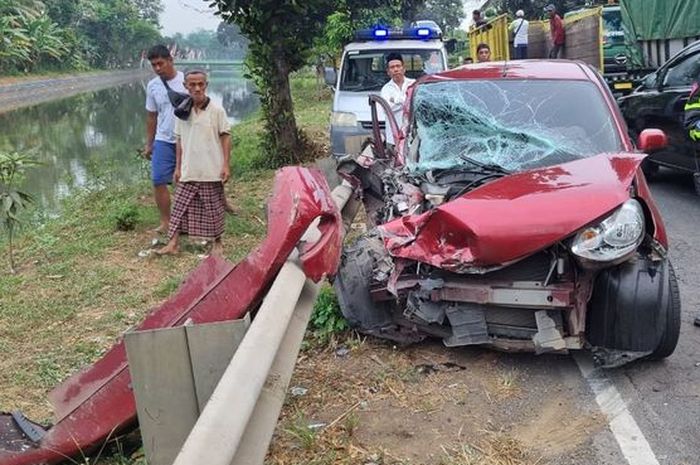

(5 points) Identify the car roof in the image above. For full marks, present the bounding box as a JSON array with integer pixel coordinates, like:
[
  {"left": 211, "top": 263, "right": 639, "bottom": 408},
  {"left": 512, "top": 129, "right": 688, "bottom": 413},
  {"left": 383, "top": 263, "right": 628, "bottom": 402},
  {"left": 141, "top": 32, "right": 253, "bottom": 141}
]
[
  {"left": 420, "top": 59, "right": 598, "bottom": 83},
  {"left": 345, "top": 39, "right": 445, "bottom": 52}
]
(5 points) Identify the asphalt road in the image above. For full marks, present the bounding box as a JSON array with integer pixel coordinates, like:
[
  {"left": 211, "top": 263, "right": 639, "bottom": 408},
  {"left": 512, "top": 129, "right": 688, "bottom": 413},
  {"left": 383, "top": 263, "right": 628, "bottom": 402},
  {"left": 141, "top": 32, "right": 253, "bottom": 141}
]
[
  {"left": 555, "top": 168, "right": 700, "bottom": 465},
  {"left": 607, "top": 168, "right": 700, "bottom": 465}
]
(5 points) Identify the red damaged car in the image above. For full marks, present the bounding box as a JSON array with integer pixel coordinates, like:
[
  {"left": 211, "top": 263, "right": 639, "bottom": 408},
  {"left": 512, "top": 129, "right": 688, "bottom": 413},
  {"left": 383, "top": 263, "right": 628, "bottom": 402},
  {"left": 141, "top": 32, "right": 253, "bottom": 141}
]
[{"left": 335, "top": 60, "right": 680, "bottom": 366}]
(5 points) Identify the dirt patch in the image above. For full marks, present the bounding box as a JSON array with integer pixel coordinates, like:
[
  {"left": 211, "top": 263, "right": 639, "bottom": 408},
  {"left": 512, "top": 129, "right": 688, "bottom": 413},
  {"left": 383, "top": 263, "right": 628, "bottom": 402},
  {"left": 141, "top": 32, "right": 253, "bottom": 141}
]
[
  {"left": 267, "top": 339, "right": 604, "bottom": 465},
  {"left": 514, "top": 395, "right": 605, "bottom": 459}
]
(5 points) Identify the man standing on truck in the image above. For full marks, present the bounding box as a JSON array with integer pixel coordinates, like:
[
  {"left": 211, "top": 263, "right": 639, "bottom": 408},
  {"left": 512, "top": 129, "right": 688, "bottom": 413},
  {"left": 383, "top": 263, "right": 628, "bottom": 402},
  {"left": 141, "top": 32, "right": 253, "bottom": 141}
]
[
  {"left": 472, "top": 10, "right": 487, "bottom": 28},
  {"left": 510, "top": 10, "right": 529, "bottom": 59},
  {"left": 381, "top": 53, "right": 415, "bottom": 149},
  {"left": 546, "top": 4, "right": 565, "bottom": 59}
]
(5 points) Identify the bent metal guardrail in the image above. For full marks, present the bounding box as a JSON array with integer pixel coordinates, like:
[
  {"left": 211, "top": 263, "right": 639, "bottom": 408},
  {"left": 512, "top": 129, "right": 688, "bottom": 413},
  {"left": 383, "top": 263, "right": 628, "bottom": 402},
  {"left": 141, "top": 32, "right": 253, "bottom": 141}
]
[
  {"left": 172, "top": 182, "right": 355, "bottom": 465},
  {"left": 0, "top": 168, "right": 349, "bottom": 465}
]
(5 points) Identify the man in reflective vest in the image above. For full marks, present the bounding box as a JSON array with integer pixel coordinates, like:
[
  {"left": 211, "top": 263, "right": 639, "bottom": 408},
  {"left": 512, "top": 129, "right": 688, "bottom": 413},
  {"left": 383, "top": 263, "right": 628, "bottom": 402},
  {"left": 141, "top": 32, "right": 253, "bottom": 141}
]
[
  {"left": 684, "top": 79, "right": 700, "bottom": 327},
  {"left": 684, "top": 79, "right": 700, "bottom": 142}
]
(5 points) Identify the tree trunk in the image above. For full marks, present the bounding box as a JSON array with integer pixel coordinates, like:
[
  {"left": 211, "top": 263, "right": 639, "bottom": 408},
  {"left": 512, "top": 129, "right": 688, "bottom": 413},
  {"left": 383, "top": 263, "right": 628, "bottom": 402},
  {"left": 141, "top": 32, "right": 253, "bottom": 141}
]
[
  {"left": 251, "top": 47, "right": 309, "bottom": 168},
  {"left": 269, "top": 55, "right": 301, "bottom": 161}
]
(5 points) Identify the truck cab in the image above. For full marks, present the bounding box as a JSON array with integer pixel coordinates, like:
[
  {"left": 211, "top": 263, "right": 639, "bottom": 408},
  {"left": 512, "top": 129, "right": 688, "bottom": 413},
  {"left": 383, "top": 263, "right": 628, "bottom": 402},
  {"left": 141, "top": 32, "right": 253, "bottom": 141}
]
[
  {"left": 328, "top": 26, "right": 449, "bottom": 158},
  {"left": 601, "top": 5, "right": 627, "bottom": 74}
]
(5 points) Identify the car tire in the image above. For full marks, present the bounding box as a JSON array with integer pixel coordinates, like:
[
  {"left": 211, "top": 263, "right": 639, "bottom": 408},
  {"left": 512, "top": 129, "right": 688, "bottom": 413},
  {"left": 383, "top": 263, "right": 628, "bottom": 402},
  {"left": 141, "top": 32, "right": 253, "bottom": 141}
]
[
  {"left": 333, "top": 234, "right": 394, "bottom": 331},
  {"left": 693, "top": 172, "right": 700, "bottom": 196},
  {"left": 641, "top": 159, "right": 659, "bottom": 180},
  {"left": 649, "top": 261, "right": 681, "bottom": 359}
]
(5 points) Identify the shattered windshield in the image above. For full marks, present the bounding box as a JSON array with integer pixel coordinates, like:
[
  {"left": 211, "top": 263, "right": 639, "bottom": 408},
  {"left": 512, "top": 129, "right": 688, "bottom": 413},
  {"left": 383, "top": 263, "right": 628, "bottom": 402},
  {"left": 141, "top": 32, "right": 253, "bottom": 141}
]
[
  {"left": 340, "top": 49, "right": 444, "bottom": 92},
  {"left": 409, "top": 80, "right": 622, "bottom": 172}
]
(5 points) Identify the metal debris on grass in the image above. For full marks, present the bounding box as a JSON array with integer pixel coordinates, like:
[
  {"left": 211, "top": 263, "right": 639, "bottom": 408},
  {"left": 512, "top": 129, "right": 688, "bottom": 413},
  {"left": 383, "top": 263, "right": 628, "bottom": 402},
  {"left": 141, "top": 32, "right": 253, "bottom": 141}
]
[{"left": 290, "top": 386, "right": 308, "bottom": 397}]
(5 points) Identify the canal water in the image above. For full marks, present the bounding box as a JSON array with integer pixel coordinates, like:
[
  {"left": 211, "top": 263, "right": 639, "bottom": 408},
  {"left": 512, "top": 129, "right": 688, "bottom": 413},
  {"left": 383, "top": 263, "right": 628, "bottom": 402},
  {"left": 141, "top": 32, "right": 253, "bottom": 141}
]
[{"left": 0, "top": 67, "right": 259, "bottom": 211}]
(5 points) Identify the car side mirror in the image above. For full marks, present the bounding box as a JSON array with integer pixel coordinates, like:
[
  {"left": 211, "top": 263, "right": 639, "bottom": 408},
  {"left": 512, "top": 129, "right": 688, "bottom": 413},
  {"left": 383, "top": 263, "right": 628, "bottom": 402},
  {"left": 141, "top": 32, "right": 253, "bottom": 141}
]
[
  {"left": 444, "top": 38, "right": 457, "bottom": 54},
  {"left": 642, "top": 72, "right": 658, "bottom": 89},
  {"left": 638, "top": 128, "right": 668, "bottom": 152},
  {"left": 324, "top": 67, "right": 337, "bottom": 88}
]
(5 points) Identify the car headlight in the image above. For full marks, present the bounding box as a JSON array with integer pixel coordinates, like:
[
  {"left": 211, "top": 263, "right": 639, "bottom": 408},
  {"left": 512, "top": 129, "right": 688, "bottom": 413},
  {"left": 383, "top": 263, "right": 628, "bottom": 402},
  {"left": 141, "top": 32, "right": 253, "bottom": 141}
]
[
  {"left": 570, "top": 199, "right": 645, "bottom": 264},
  {"left": 331, "top": 111, "right": 358, "bottom": 127}
]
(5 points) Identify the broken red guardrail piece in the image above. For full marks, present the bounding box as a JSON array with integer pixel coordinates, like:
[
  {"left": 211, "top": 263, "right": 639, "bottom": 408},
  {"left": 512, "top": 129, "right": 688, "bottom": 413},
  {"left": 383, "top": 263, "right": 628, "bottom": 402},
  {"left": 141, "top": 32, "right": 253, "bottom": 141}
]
[{"left": 0, "top": 166, "right": 341, "bottom": 465}]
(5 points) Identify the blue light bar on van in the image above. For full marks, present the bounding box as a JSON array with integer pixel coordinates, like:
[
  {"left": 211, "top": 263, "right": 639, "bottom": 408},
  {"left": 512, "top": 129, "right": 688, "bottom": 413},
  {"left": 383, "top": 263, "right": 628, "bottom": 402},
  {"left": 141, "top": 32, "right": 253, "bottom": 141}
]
[
  {"left": 353, "top": 25, "right": 442, "bottom": 41},
  {"left": 374, "top": 27, "right": 388, "bottom": 38}
]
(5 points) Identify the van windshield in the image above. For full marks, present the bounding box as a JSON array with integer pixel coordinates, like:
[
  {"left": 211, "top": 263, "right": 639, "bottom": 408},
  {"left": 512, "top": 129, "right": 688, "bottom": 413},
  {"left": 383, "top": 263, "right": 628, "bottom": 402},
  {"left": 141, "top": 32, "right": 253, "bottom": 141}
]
[{"left": 340, "top": 49, "right": 444, "bottom": 92}]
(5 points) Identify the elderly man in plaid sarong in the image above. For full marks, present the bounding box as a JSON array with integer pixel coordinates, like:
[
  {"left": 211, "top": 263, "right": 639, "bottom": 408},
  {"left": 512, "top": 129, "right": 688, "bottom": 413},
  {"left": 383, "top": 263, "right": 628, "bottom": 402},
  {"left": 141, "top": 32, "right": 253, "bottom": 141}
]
[{"left": 157, "top": 69, "right": 231, "bottom": 256}]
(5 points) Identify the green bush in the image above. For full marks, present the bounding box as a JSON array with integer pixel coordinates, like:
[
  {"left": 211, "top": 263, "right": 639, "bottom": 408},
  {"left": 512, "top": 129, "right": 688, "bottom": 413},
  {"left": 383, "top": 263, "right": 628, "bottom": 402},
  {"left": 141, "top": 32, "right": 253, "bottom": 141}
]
[
  {"left": 310, "top": 285, "right": 348, "bottom": 343},
  {"left": 110, "top": 201, "right": 139, "bottom": 231}
]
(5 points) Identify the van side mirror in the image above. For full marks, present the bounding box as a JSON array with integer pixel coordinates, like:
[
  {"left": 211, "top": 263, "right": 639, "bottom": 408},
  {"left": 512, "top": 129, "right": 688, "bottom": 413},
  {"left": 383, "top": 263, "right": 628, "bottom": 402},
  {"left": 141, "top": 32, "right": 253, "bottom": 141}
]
[
  {"left": 324, "top": 67, "right": 337, "bottom": 88},
  {"left": 638, "top": 128, "right": 668, "bottom": 152},
  {"left": 444, "top": 39, "right": 456, "bottom": 54}
]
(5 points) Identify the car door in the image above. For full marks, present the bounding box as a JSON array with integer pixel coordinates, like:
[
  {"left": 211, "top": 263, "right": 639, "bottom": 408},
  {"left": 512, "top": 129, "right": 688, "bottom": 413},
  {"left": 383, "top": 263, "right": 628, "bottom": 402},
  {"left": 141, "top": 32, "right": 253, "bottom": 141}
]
[{"left": 656, "top": 50, "right": 700, "bottom": 170}]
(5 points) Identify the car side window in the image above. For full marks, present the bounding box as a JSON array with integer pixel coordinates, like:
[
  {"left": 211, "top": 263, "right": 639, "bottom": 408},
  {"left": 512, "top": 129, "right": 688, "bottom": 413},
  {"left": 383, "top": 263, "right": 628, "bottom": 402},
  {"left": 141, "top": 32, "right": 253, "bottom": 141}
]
[{"left": 663, "top": 52, "right": 700, "bottom": 87}]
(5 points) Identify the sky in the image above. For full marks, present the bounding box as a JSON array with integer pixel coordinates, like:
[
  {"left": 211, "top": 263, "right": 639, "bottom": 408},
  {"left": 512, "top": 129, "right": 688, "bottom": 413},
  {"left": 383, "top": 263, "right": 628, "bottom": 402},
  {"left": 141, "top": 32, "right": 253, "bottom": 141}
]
[
  {"left": 160, "top": 0, "right": 221, "bottom": 36},
  {"left": 160, "top": 0, "right": 486, "bottom": 36}
]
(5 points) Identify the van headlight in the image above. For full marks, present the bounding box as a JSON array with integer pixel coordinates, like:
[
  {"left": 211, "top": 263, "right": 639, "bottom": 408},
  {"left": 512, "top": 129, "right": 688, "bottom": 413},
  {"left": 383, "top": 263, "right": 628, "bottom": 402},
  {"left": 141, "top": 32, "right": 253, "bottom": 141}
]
[
  {"left": 331, "top": 111, "right": 357, "bottom": 127},
  {"left": 570, "top": 199, "right": 645, "bottom": 264}
]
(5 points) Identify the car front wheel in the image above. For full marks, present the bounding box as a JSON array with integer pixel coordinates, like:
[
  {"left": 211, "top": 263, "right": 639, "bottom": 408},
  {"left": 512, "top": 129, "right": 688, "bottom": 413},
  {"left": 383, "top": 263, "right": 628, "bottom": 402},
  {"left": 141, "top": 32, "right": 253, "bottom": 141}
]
[
  {"left": 649, "top": 261, "right": 681, "bottom": 359},
  {"left": 587, "top": 257, "right": 680, "bottom": 359}
]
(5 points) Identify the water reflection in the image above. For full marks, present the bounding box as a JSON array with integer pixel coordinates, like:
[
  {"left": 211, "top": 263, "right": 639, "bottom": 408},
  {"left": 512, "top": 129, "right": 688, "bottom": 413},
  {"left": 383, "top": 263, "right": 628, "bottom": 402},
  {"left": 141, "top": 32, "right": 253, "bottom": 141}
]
[{"left": 0, "top": 67, "right": 258, "bottom": 211}]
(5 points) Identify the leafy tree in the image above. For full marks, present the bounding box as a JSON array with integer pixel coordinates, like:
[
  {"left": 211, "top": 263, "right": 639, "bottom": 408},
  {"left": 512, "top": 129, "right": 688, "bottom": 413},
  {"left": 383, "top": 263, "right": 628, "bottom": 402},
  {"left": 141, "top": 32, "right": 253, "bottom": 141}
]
[
  {"left": 414, "top": 0, "right": 465, "bottom": 34},
  {"left": 166, "top": 26, "right": 247, "bottom": 61},
  {"left": 0, "top": 0, "right": 161, "bottom": 72},
  {"left": 78, "top": 0, "right": 160, "bottom": 67},
  {"left": 0, "top": 152, "right": 39, "bottom": 273},
  {"left": 44, "top": 0, "right": 82, "bottom": 28},
  {"left": 133, "top": 0, "right": 162, "bottom": 23},
  {"left": 210, "top": 0, "right": 385, "bottom": 167},
  {"left": 24, "top": 15, "right": 70, "bottom": 71},
  {"left": 216, "top": 22, "right": 247, "bottom": 48}
]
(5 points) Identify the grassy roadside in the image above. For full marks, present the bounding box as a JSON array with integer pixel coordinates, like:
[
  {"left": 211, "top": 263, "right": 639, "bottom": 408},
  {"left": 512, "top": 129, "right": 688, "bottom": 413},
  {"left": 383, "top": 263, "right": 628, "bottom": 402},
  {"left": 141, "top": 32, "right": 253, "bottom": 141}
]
[{"left": 0, "top": 72, "right": 332, "bottom": 464}]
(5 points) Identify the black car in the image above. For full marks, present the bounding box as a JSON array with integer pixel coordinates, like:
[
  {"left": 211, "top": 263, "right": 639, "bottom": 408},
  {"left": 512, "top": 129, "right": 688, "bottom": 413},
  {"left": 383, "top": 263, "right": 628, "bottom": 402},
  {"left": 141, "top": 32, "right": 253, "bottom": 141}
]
[{"left": 618, "top": 40, "right": 700, "bottom": 194}]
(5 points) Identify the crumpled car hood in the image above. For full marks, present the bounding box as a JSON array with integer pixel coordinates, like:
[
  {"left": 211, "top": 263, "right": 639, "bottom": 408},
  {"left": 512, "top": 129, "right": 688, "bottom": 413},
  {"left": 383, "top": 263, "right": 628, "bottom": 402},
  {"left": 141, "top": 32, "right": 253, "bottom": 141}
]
[{"left": 379, "top": 153, "right": 644, "bottom": 271}]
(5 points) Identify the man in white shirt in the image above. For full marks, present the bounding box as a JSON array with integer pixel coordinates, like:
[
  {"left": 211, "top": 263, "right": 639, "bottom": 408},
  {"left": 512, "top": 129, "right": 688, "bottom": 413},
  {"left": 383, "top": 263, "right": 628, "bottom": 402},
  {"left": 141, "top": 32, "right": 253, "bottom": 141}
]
[
  {"left": 157, "top": 69, "right": 232, "bottom": 256},
  {"left": 144, "top": 45, "right": 187, "bottom": 233},
  {"left": 509, "top": 10, "right": 529, "bottom": 60},
  {"left": 380, "top": 53, "right": 415, "bottom": 148}
]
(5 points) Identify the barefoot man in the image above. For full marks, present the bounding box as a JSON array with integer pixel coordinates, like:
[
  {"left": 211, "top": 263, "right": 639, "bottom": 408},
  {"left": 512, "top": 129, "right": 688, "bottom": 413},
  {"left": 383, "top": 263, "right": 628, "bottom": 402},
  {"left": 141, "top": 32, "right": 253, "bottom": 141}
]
[
  {"left": 144, "top": 45, "right": 186, "bottom": 233},
  {"left": 158, "top": 69, "right": 231, "bottom": 256}
]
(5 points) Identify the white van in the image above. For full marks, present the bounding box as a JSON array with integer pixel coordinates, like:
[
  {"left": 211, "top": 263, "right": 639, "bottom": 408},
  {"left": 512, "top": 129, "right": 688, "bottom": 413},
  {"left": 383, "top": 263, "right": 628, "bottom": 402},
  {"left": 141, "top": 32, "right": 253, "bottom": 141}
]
[{"left": 326, "top": 26, "right": 450, "bottom": 157}]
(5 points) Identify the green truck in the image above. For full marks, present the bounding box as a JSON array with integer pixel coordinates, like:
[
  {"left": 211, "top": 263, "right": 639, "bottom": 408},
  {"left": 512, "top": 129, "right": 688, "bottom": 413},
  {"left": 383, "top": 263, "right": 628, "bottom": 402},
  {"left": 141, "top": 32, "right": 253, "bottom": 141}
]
[
  {"left": 565, "top": 3, "right": 631, "bottom": 92},
  {"left": 570, "top": 0, "right": 700, "bottom": 92}
]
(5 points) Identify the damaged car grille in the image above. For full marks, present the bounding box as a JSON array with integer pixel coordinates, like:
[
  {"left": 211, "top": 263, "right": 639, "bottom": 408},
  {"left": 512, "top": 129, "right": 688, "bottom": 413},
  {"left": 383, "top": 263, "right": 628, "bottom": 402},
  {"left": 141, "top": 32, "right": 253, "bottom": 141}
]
[{"left": 364, "top": 251, "right": 574, "bottom": 350}]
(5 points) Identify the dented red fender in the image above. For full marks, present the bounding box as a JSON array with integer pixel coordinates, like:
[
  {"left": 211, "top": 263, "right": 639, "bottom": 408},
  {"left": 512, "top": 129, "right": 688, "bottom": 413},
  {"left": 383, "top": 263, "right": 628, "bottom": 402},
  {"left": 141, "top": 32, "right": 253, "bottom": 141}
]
[
  {"left": 0, "top": 167, "right": 341, "bottom": 465},
  {"left": 379, "top": 153, "right": 650, "bottom": 271}
]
